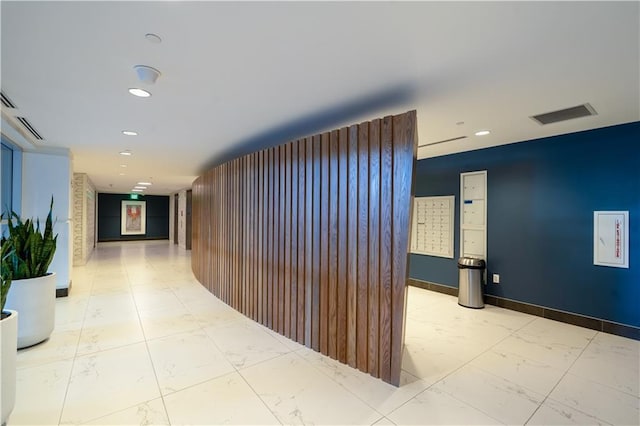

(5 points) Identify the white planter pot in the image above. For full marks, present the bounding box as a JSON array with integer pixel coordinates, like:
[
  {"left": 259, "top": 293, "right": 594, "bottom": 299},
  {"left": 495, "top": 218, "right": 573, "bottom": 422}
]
[
  {"left": 1, "top": 309, "right": 18, "bottom": 425},
  {"left": 5, "top": 273, "right": 56, "bottom": 349}
]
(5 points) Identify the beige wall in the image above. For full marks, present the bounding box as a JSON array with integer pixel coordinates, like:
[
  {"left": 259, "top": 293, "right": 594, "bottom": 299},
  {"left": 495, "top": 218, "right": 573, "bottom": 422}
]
[{"left": 72, "top": 173, "right": 96, "bottom": 265}]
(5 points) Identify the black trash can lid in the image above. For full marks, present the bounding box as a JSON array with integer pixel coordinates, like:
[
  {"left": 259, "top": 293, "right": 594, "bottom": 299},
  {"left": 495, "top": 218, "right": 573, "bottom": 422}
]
[{"left": 457, "top": 257, "right": 486, "bottom": 269}]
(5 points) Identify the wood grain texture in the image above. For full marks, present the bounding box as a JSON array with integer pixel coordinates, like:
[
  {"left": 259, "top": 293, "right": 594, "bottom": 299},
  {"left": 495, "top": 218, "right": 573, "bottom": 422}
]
[{"left": 191, "top": 110, "right": 417, "bottom": 386}]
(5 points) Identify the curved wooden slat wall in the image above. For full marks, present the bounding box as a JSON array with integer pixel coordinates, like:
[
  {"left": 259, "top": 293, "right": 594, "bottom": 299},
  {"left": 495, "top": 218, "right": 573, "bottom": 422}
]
[{"left": 192, "top": 110, "right": 416, "bottom": 385}]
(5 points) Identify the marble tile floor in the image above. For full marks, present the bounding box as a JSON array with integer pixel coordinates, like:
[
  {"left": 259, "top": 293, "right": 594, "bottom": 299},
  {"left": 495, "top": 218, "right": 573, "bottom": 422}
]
[{"left": 7, "top": 240, "right": 639, "bottom": 425}]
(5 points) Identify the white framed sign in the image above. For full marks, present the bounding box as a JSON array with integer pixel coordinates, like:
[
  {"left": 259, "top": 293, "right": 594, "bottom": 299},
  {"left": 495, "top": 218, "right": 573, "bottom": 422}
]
[
  {"left": 594, "top": 211, "right": 629, "bottom": 268},
  {"left": 121, "top": 200, "right": 146, "bottom": 235}
]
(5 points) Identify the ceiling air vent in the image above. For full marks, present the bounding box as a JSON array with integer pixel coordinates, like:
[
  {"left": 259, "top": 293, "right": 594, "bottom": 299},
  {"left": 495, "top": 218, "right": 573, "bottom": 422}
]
[
  {"left": 16, "top": 116, "right": 44, "bottom": 140},
  {"left": 530, "top": 103, "right": 597, "bottom": 125},
  {"left": 419, "top": 136, "right": 467, "bottom": 148},
  {"left": 1, "top": 91, "right": 17, "bottom": 109}
]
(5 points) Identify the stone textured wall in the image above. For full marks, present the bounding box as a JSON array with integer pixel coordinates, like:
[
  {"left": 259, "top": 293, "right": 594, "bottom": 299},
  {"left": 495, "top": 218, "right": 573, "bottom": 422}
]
[
  {"left": 72, "top": 174, "right": 84, "bottom": 265},
  {"left": 85, "top": 178, "right": 96, "bottom": 262},
  {"left": 72, "top": 173, "right": 96, "bottom": 265}
]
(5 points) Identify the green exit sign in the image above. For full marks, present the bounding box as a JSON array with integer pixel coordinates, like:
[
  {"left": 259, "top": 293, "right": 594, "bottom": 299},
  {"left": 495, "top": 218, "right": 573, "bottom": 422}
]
[{"left": 130, "top": 193, "right": 139, "bottom": 200}]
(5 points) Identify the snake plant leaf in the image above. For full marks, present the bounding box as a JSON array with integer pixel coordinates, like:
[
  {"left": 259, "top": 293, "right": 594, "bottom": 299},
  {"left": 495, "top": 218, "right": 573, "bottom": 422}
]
[{"left": 1, "top": 196, "right": 57, "bottom": 280}]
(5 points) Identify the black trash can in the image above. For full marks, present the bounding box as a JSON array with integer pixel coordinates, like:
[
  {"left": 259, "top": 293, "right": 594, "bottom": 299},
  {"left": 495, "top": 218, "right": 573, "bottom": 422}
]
[{"left": 457, "top": 257, "right": 486, "bottom": 308}]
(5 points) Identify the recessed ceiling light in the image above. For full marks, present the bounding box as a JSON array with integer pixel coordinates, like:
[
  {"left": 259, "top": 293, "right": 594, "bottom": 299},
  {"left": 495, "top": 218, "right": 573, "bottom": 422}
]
[
  {"left": 128, "top": 88, "right": 151, "bottom": 98},
  {"left": 119, "top": 151, "right": 132, "bottom": 156},
  {"left": 475, "top": 130, "right": 491, "bottom": 136},
  {"left": 133, "top": 186, "right": 146, "bottom": 189},
  {"left": 145, "top": 33, "right": 162, "bottom": 44},
  {"left": 120, "top": 164, "right": 127, "bottom": 168},
  {"left": 137, "top": 181, "right": 152, "bottom": 186},
  {"left": 132, "top": 189, "right": 144, "bottom": 192},
  {"left": 119, "top": 173, "right": 125, "bottom": 176},
  {"left": 122, "top": 130, "right": 138, "bottom": 136}
]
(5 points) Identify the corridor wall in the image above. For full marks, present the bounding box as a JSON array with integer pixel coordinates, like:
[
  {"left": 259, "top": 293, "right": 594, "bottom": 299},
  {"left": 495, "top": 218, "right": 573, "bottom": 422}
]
[{"left": 192, "top": 110, "right": 417, "bottom": 385}]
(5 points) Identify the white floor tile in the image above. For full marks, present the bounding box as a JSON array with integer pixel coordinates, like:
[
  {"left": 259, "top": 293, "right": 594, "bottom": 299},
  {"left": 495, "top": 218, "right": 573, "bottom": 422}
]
[
  {"left": 163, "top": 372, "right": 280, "bottom": 425},
  {"left": 76, "top": 319, "right": 145, "bottom": 355},
  {"left": 138, "top": 304, "right": 201, "bottom": 340},
  {"left": 516, "top": 317, "right": 597, "bottom": 349},
  {"left": 10, "top": 359, "right": 73, "bottom": 426},
  {"left": 147, "top": 330, "right": 235, "bottom": 395},
  {"left": 371, "top": 417, "right": 397, "bottom": 426},
  {"left": 298, "top": 347, "right": 432, "bottom": 415},
  {"left": 240, "top": 352, "right": 382, "bottom": 425},
  {"left": 60, "top": 343, "right": 161, "bottom": 424},
  {"left": 54, "top": 295, "right": 89, "bottom": 327},
  {"left": 401, "top": 335, "right": 471, "bottom": 383},
  {"left": 387, "top": 386, "right": 503, "bottom": 425},
  {"left": 16, "top": 323, "right": 80, "bottom": 369},
  {"left": 491, "top": 334, "right": 584, "bottom": 371},
  {"left": 549, "top": 373, "right": 639, "bottom": 425},
  {"left": 569, "top": 332, "right": 639, "bottom": 397},
  {"left": 85, "top": 398, "right": 169, "bottom": 425},
  {"left": 469, "top": 348, "right": 566, "bottom": 396},
  {"left": 203, "top": 320, "right": 291, "bottom": 369},
  {"left": 132, "top": 286, "right": 183, "bottom": 313},
  {"left": 527, "top": 398, "right": 612, "bottom": 425},
  {"left": 432, "top": 364, "right": 544, "bottom": 425}
]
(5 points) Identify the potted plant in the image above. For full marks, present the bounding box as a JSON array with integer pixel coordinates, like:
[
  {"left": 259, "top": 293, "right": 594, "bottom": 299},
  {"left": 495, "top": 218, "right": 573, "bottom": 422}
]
[
  {"left": 2, "top": 197, "right": 57, "bottom": 348},
  {"left": 1, "top": 238, "right": 17, "bottom": 425}
]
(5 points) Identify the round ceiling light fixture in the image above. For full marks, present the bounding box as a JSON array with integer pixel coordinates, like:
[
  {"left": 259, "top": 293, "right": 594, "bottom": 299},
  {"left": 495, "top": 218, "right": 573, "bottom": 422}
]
[
  {"left": 128, "top": 88, "right": 151, "bottom": 98},
  {"left": 134, "top": 65, "right": 162, "bottom": 84},
  {"left": 475, "top": 130, "right": 491, "bottom": 136},
  {"left": 119, "top": 150, "right": 132, "bottom": 156}
]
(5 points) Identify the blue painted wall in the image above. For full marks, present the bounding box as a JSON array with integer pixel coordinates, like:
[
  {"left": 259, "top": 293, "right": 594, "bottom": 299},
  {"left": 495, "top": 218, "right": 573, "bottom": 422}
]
[{"left": 409, "top": 122, "right": 640, "bottom": 327}]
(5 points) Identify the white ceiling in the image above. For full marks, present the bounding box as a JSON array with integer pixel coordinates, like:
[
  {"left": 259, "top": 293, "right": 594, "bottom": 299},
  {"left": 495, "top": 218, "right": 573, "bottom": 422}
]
[{"left": 1, "top": 1, "right": 638, "bottom": 195}]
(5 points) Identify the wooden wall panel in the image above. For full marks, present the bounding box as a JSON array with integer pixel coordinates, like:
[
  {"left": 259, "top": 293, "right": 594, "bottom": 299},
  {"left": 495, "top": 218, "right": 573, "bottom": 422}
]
[{"left": 192, "top": 110, "right": 416, "bottom": 385}]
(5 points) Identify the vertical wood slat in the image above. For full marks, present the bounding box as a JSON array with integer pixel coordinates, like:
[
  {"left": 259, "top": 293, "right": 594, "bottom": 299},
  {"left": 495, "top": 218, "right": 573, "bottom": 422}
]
[
  {"left": 336, "top": 127, "right": 348, "bottom": 364},
  {"left": 191, "top": 110, "right": 416, "bottom": 386},
  {"left": 346, "top": 124, "right": 358, "bottom": 368},
  {"left": 267, "top": 148, "right": 274, "bottom": 329},
  {"left": 328, "top": 130, "right": 339, "bottom": 359},
  {"left": 319, "top": 132, "right": 330, "bottom": 355},
  {"left": 368, "top": 119, "right": 381, "bottom": 377},
  {"left": 356, "top": 122, "right": 369, "bottom": 372},
  {"left": 311, "top": 135, "right": 321, "bottom": 352},
  {"left": 390, "top": 111, "right": 416, "bottom": 385},
  {"left": 284, "top": 143, "right": 291, "bottom": 338},
  {"left": 296, "top": 139, "right": 306, "bottom": 345},
  {"left": 304, "top": 137, "right": 313, "bottom": 348},
  {"left": 379, "top": 116, "right": 394, "bottom": 382},
  {"left": 290, "top": 141, "right": 298, "bottom": 342}
]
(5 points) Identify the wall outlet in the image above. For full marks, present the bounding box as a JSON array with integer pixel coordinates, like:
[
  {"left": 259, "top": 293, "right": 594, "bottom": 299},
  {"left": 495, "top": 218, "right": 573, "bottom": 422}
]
[{"left": 492, "top": 273, "right": 500, "bottom": 284}]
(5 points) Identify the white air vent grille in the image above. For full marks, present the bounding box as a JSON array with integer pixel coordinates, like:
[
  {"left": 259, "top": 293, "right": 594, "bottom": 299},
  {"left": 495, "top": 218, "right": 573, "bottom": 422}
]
[
  {"left": 1, "top": 91, "right": 17, "bottom": 109},
  {"left": 530, "top": 103, "right": 597, "bottom": 125},
  {"left": 16, "top": 116, "right": 44, "bottom": 140},
  {"left": 419, "top": 136, "right": 467, "bottom": 148}
]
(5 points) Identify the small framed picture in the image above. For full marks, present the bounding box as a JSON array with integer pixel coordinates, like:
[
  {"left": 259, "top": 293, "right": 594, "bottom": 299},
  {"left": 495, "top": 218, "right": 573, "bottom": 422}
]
[
  {"left": 593, "top": 211, "right": 629, "bottom": 268},
  {"left": 121, "top": 200, "right": 146, "bottom": 235}
]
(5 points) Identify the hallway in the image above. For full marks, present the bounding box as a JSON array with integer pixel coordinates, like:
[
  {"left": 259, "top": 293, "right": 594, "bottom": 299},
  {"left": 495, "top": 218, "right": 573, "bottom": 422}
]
[{"left": 9, "top": 241, "right": 639, "bottom": 425}]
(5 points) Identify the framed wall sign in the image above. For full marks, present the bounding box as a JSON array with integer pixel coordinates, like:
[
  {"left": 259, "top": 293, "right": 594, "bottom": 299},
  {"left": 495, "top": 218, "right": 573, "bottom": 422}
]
[
  {"left": 593, "top": 211, "right": 629, "bottom": 268},
  {"left": 121, "top": 200, "right": 146, "bottom": 235}
]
